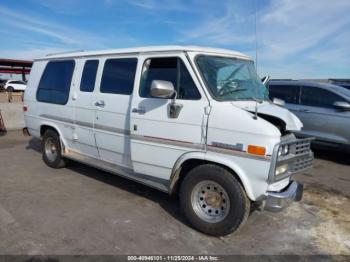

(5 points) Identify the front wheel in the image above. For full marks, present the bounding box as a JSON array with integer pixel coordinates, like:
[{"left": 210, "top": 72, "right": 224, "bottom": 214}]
[{"left": 180, "top": 164, "right": 250, "bottom": 236}]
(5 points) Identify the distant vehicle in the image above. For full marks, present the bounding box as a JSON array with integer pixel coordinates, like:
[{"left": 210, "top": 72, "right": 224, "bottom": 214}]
[
  {"left": 269, "top": 80, "right": 350, "bottom": 151},
  {"left": 3, "top": 80, "right": 27, "bottom": 92},
  {"left": 336, "top": 83, "right": 350, "bottom": 91},
  {"left": 328, "top": 79, "right": 350, "bottom": 91}
]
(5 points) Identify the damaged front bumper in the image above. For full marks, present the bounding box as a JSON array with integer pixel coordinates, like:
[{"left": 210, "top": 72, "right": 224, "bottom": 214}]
[
  {"left": 263, "top": 136, "right": 312, "bottom": 212},
  {"left": 264, "top": 180, "right": 303, "bottom": 212}
]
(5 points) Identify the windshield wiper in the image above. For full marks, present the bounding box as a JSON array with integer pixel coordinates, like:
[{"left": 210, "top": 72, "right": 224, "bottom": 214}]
[
  {"left": 235, "top": 97, "right": 264, "bottom": 120},
  {"left": 219, "top": 88, "right": 247, "bottom": 97},
  {"left": 236, "top": 96, "right": 264, "bottom": 102}
]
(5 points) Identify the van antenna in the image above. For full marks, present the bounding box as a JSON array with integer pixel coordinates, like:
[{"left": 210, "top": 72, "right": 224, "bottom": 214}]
[
  {"left": 253, "top": 0, "right": 259, "bottom": 121},
  {"left": 254, "top": 0, "right": 258, "bottom": 71}
]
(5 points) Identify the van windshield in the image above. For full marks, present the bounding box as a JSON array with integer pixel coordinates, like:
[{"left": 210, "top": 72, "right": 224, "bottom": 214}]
[{"left": 196, "top": 55, "right": 268, "bottom": 101}]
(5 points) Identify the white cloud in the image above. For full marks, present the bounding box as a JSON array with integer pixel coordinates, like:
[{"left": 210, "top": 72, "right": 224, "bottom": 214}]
[
  {"left": 32, "top": 0, "right": 89, "bottom": 15},
  {"left": 0, "top": 6, "right": 112, "bottom": 49},
  {"left": 0, "top": 6, "right": 79, "bottom": 45},
  {"left": 306, "top": 37, "right": 350, "bottom": 66},
  {"left": 259, "top": 0, "right": 350, "bottom": 61},
  {"left": 0, "top": 0, "right": 348, "bottom": 78},
  {"left": 180, "top": 0, "right": 350, "bottom": 78},
  {"left": 0, "top": 47, "right": 68, "bottom": 60},
  {"left": 126, "top": 0, "right": 188, "bottom": 11},
  {"left": 181, "top": 2, "right": 255, "bottom": 46}
]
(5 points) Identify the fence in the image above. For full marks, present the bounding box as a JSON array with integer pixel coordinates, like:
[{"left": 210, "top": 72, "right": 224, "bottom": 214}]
[
  {"left": 0, "top": 91, "right": 25, "bottom": 131},
  {"left": 0, "top": 90, "right": 24, "bottom": 103}
]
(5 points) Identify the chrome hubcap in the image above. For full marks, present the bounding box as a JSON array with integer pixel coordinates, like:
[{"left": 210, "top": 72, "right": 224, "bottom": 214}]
[
  {"left": 191, "top": 180, "right": 230, "bottom": 223},
  {"left": 45, "top": 138, "right": 58, "bottom": 162}
]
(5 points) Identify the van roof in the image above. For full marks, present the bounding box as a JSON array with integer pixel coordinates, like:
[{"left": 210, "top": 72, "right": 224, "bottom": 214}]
[{"left": 36, "top": 45, "right": 251, "bottom": 61}]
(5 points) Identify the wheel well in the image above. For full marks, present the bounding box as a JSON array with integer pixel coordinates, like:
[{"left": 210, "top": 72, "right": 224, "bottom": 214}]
[
  {"left": 40, "top": 125, "right": 58, "bottom": 137},
  {"left": 171, "top": 159, "right": 245, "bottom": 195}
]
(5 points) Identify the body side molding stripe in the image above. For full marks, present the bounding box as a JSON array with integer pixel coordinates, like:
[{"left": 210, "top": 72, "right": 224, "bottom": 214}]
[
  {"left": 130, "top": 134, "right": 204, "bottom": 150},
  {"left": 40, "top": 114, "right": 270, "bottom": 161},
  {"left": 40, "top": 114, "right": 128, "bottom": 135}
]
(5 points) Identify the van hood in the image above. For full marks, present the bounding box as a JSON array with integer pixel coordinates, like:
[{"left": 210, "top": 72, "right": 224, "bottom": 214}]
[{"left": 231, "top": 101, "right": 303, "bottom": 131}]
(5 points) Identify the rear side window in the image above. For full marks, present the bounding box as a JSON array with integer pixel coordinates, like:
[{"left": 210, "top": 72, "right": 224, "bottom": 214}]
[
  {"left": 301, "top": 86, "right": 346, "bottom": 108},
  {"left": 140, "top": 57, "right": 201, "bottom": 100},
  {"left": 268, "top": 84, "right": 300, "bottom": 104},
  {"left": 100, "top": 58, "right": 137, "bottom": 95},
  {"left": 80, "top": 60, "right": 99, "bottom": 92},
  {"left": 11, "top": 81, "right": 25, "bottom": 84},
  {"left": 37, "top": 60, "right": 75, "bottom": 105}
]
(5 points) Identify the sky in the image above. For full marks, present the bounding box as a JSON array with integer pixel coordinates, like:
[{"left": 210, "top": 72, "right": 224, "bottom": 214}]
[{"left": 0, "top": 0, "right": 349, "bottom": 79}]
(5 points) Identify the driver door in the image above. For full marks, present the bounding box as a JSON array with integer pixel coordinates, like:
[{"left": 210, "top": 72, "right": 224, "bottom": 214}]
[{"left": 130, "top": 53, "right": 209, "bottom": 181}]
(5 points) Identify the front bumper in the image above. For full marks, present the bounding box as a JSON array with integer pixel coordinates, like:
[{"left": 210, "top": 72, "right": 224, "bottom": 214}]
[{"left": 264, "top": 181, "right": 303, "bottom": 212}]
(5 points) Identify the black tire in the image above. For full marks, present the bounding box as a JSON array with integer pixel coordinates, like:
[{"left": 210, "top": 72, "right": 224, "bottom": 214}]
[
  {"left": 42, "top": 129, "right": 67, "bottom": 168},
  {"left": 7, "top": 86, "right": 14, "bottom": 92},
  {"left": 180, "top": 164, "right": 250, "bottom": 236}
]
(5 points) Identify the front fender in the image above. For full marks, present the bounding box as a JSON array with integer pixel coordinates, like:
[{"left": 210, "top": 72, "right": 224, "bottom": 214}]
[
  {"left": 169, "top": 151, "right": 205, "bottom": 193},
  {"left": 203, "top": 151, "right": 270, "bottom": 200},
  {"left": 169, "top": 151, "right": 271, "bottom": 201}
]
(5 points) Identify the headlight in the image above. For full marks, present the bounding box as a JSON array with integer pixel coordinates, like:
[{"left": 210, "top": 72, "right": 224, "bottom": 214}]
[
  {"left": 278, "top": 145, "right": 289, "bottom": 157},
  {"left": 275, "top": 164, "right": 289, "bottom": 176}
]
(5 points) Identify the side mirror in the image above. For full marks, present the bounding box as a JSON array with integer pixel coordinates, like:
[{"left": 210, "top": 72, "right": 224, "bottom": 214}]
[
  {"left": 273, "top": 98, "right": 285, "bottom": 107},
  {"left": 261, "top": 75, "right": 270, "bottom": 86},
  {"left": 150, "top": 80, "right": 175, "bottom": 99},
  {"left": 333, "top": 101, "right": 350, "bottom": 111}
]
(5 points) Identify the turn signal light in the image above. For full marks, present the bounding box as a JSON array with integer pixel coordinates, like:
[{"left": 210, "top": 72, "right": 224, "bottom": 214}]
[{"left": 247, "top": 145, "right": 266, "bottom": 156}]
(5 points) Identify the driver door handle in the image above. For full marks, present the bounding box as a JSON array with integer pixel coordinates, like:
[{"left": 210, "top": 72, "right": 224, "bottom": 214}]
[
  {"left": 95, "top": 100, "right": 105, "bottom": 107},
  {"left": 298, "top": 109, "right": 310, "bottom": 113},
  {"left": 132, "top": 107, "right": 146, "bottom": 114}
]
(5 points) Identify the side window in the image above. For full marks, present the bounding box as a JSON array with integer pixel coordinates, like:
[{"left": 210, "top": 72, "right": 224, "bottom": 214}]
[
  {"left": 301, "top": 86, "right": 345, "bottom": 108},
  {"left": 140, "top": 57, "right": 201, "bottom": 100},
  {"left": 9, "top": 81, "right": 24, "bottom": 84},
  {"left": 100, "top": 58, "right": 137, "bottom": 95},
  {"left": 80, "top": 60, "right": 99, "bottom": 92},
  {"left": 268, "top": 84, "right": 300, "bottom": 104},
  {"left": 37, "top": 60, "right": 75, "bottom": 105}
]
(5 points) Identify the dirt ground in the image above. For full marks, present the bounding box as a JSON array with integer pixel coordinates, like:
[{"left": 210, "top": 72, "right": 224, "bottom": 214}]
[{"left": 0, "top": 131, "right": 349, "bottom": 256}]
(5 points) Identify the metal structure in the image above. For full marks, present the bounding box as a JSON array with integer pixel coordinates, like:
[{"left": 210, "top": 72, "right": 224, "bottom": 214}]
[
  {"left": 0, "top": 110, "right": 6, "bottom": 135},
  {"left": 0, "top": 59, "right": 33, "bottom": 81}
]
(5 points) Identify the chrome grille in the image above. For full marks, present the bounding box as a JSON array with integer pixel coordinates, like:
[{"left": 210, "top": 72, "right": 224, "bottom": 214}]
[
  {"left": 284, "top": 138, "right": 314, "bottom": 174},
  {"left": 269, "top": 137, "right": 314, "bottom": 182},
  {"left": 294, "top": 140, "right": 312, "bottom": 156},
  {"left": 290, "top": 153, "right": 313, "bottom": 173}
]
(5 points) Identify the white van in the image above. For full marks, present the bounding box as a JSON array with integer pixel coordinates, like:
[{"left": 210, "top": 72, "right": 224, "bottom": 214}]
[{"left": 23, "top": 46, "right": 313, "bottom": 236}]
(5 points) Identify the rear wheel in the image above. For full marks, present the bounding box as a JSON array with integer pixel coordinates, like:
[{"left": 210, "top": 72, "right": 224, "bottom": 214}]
[
  {"left": 42, "top": 129, "right": 67, "bottom": 168},
  {"left": 7, "top": 86, "right": 14, "bottom": 92},
  {"left": 180, "top": 164, "right": 250, "bottom": 236}
]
